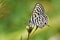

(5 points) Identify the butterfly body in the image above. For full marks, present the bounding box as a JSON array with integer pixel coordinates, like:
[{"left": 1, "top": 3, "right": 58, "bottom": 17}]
[{"left": 29, "top": 3, "right": 48, "bottom": 28}]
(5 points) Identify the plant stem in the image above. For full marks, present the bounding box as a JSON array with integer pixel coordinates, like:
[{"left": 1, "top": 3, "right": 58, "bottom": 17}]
[{"left": 27, "top": 32, "right": 30, "bottom": 40}]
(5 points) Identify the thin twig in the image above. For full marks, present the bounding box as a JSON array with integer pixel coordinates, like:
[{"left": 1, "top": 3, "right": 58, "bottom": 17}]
[
  {"left": 20, "top": 35, "right": 22, "bottom": 40},
  {"left": 26, "top": 26, "right": 33, "bottom": 40},
  {"left": 27, "top": 32, "right": 30, "bottom": 40}
]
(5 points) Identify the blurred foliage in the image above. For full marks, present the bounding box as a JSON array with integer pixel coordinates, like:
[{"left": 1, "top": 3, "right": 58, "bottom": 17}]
[{"left": 0, "top": 0, "right": 60, "bottom": 40}]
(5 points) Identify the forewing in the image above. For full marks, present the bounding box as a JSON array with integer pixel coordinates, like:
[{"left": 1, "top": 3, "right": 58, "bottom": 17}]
[
  {"left": 33, "top": 3, "right": 45, "bottom": 16},
  {"left": 29, "top": 3, "right": 48, "bottom": 28}
]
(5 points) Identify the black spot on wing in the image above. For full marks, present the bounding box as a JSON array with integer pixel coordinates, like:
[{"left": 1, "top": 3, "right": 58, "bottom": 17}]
[
  {"left": 45, "top": 22, "right": 46, "bottom": 24},
  {"left": 37, "top": 17, "right": 38, "bottom": 22},
  {"left": 34, "top": 14, "right": 36, "bottom": 17},
  {"left": 37, "top": 8, "right": 40, "bottom": 12},
  {"left": 39, "top": 16, "right": 41, "bottom": 19},
  {"left": 34, "top": 19, "right": 36, "bottom": 23},
  {"left": 37, "top": 13, "right": 40, "bottom": 15}
]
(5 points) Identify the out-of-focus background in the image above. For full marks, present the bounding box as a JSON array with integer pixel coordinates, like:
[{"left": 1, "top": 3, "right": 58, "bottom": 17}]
[{"left": 0, "top": 0, "right": 60, "bottom": 40}]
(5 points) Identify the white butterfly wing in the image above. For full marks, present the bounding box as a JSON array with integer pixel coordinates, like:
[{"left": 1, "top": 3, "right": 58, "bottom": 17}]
[{"left": 29, "top": 3, "right": 48, "bottom": 28}]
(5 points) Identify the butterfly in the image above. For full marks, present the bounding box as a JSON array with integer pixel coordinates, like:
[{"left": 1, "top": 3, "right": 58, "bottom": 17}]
[{"left": 28, "top": 3, "right": 48, "bottom": 29}]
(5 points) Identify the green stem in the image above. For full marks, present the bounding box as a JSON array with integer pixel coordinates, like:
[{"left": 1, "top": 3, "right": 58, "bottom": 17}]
[{"left": 27, "top": 32, "right": 30, "bottom": 40}]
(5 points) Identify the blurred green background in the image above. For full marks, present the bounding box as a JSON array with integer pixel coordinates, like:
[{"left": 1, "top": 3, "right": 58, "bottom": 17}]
[{"left": 0, "top": 0, "right": 60, "bottom": 40}]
